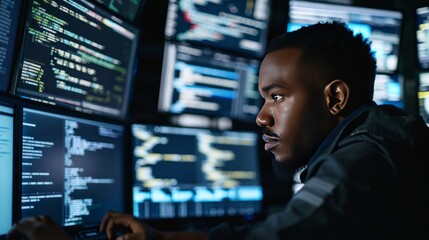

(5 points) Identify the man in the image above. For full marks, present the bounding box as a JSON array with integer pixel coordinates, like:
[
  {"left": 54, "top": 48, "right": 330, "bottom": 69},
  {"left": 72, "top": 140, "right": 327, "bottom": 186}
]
[{"left": 8, "top": 21, "right": 429, "bottom": 240}]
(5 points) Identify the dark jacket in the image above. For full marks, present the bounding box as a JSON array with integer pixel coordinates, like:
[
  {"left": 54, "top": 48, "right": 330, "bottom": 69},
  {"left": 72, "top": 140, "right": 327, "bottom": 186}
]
[{"left": 209, "top": 104, "right": 429, "bottom": 239}]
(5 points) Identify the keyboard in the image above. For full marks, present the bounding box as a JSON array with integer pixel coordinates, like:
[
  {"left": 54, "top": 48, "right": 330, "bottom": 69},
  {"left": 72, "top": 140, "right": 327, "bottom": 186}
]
[
  {"left": 74, "top": 230, "right": 107, "bottom": 240},
  {"left": 72, "top": 227, "right": 126, "bottom": 240}
]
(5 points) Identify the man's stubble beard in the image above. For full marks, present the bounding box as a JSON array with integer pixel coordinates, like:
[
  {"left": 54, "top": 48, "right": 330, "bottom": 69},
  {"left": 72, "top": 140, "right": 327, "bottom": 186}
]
[
  {"left": 271, "top": 151, "right": 309, "bottom": 181},
  {"left": 271, "top": 157, "right": 296, "bottom": 182}
]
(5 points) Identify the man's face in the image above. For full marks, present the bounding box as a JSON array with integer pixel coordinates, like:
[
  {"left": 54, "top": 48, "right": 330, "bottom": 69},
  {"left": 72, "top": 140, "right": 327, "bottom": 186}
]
[{"left": 256, "top": 48, "right": 334, "bottom": 171}]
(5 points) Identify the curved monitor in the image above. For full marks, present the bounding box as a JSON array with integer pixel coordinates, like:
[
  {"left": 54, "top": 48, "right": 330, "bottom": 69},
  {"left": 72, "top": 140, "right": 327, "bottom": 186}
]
[
  {"left": 0, "top": 0, "right": 23, "bottom": 91},
  {"left": 418, "top": 72, "right": 429, "bottom": 126},
  {"left": 158, "top": 42, "right": 261, "bottom": 122},
  {"left": 0, "top": 99, "right": 14, "bottom": 236},
  {"left": 131, "top": 123, "right": 263, "bottom": 220},
  {"left": 94, "top": 0, "right": 147, "bottom": 22},
  {"left": 287, "top": 0, "right": 402, "bottom": 73},
  {"left": 164, "top": 0, "right": 271, "bottom": 57},
  {"left": 20, "top": 107, "right": 126, "bottom": 232},
  {"left": 373, "top": 73, "right": 403, "bottom": 108},
  {"left": 13, "top": 0, "right": 139, "bottom": 119},
  {"left": 417, "top": 7, "right": 429, "bottom": 70}
]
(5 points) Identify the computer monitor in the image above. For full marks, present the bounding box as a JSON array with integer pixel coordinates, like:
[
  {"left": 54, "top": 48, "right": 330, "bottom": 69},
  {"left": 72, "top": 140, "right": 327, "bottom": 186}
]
[
  {"left": 94, "top": 0, "right": 147, "bottom": 22},
  {"left": 417, "top": 6, "right": 429, "bottom": 70},
  {"left": 373, "top": 73, "right": 403, "bottom": 108},
  {"left": 287, "top": 0, "right": 402, "bottom": 73},
  {"left": 0, "top": 99, "right": 14, "bottom": 236},
  {"left": 158, "top": 42, "right": 261, "bottom": 122},
  {"left": 21, "top": 107, "right": 125, "bottom": 233},
  {"left": 131, "top": 123, "right": 263, "bottom": 220},
  {"left": 164, "top": 0, "right": 271, "bottom": 57},
  {"left": 418, "top": 72, "right": 429, "bottom": 126},
  {"left": 0, "top": 0, "right": 23, "bottom": 91},
  {"left": 13, "top": 0, "right": 139, "bottom": 119}
]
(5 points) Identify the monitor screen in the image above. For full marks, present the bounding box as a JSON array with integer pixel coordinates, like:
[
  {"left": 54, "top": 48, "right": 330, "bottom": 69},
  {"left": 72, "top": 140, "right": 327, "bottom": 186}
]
[
  {"left": 418, "top": 72, "right": 429, "bottom": 126},
  {"left": 0, "top": 0, "right": 22, "bottom": 91},
  {"left": 164, "top": 0, "right": 271, "bottom": 57},
  {"left": 417, "top": 6, "right": 429, "bottom": 70},
  {"left": 21, "top": 107, "right": 125, "bottom": 228},
  {"left": 94, "top": 0, "right": 146, "bottom": 22},
  {"left": 13, "top": 0, "right": 139, "bottom": 119},
  {"left": 0, "top": 100, "right": 14, "bottom": 236},
  {"left": 158, "top": 42, "right": 261, "bottom": 122},
  {"left": 131, "top": 124, "right": 263, "bottom": 220},
  {"left": 373, "top": 73, "right": 403, "bottom": 108},
  {"left": 287, "top": 0, "right": 402, "bottom": 73}
]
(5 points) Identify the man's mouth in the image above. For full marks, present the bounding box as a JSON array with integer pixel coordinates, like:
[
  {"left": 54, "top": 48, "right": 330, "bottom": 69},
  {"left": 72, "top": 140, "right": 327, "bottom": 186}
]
[{"left": 262, "top": 134, "right": 280, "bottom": 151}]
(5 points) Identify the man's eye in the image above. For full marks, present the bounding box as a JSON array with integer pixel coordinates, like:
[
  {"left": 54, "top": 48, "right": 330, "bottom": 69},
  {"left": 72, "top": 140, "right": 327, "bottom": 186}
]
[{"left": 272, "top": 94, "right": 283, "bottom": 102}]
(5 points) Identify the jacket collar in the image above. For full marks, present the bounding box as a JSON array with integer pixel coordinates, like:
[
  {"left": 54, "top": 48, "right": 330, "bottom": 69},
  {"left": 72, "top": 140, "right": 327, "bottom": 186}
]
[{"left": 296, "top": 102, "right": 376, "bottom": 183}]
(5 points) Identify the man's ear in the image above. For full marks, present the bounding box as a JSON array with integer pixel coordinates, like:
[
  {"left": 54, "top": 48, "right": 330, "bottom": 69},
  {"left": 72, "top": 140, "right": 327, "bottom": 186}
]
[{"left": 324, "top": 80, "right": 350, "bottom": 116}]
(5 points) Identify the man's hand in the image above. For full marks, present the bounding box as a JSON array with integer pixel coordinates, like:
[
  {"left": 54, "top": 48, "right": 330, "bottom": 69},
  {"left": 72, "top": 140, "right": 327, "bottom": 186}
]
[
  {"left": 99, "top": 211, "right": 160, "bottom": 240},
  {"left": 99, "top": 211, "right": 208, "bottom": 240}
]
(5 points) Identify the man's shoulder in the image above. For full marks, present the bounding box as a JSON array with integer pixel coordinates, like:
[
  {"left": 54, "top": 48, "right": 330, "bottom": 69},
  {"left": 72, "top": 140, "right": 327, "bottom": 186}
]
[{"left": 348, "top": 104, "right": 429, "bottom": 143}]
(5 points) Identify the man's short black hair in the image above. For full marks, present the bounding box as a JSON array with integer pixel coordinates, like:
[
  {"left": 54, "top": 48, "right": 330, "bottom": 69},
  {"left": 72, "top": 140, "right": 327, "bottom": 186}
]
[{"left": 267, "top": 21, "right": 377, "bottom": 108}]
